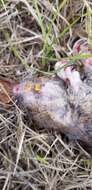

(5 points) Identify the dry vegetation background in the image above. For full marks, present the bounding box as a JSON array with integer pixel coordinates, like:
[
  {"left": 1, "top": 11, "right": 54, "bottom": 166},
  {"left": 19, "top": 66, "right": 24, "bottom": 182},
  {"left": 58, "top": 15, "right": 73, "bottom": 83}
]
[{"left": 0, "top": 0, "right": 92, "bottom": 189}]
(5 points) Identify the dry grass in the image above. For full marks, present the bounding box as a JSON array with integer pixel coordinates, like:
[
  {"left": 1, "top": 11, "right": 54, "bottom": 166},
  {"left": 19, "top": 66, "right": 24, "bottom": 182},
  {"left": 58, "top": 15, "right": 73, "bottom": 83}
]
[{"left": 0, "top": 0, "right": 92, "bottom": 189}]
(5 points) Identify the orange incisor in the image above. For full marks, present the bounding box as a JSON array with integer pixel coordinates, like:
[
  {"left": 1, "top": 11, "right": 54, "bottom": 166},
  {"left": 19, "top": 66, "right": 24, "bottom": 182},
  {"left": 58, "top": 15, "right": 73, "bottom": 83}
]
[
  {"left": 24, "top": 82, "right": 42, "bottom": 93},
  {"left": 34, "top": 83, "right": 41, "bottom": 92},
  {"left": 24, "top": 82, "right": 32, "bottom": 92}
]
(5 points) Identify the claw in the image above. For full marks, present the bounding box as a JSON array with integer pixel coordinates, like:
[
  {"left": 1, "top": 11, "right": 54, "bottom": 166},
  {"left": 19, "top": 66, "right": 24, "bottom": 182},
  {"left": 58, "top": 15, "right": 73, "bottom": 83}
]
[
  {"left": 55, "top": 60, "right": 82, "bottom": 93},
  {"left": 68, "top": 70, "right": 82, "bottom": 93},
  {"left": 73, "top": 38, "right": 92, "bottom": 72},
  {"left": 73, "top": 38, "right": 89, "bottom": 54},
  {"left": 55, "top": 60, "right": 69, "bottom": 81}
]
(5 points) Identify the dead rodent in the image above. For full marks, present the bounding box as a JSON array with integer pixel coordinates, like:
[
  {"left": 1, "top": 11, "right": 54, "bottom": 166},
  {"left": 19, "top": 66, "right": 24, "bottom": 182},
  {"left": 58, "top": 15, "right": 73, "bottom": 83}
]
[
  {"left": 1, "top": 74, "right": 92, "bottom": 151},
  {"left": 13, "top": 76, "right": 92, "bottom": 148}
]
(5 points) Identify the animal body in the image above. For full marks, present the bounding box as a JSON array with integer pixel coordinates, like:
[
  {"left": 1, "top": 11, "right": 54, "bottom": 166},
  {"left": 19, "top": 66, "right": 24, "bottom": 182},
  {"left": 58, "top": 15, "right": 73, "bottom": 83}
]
[
  {"left": 13, "top": 77, "right": 75, "bottom": 134},
  {"left": 12, "top": 74, "right": 92, "bottom": 148},
  {"left": 0, "top": 38, "right": 92, "bottom": 150}
]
